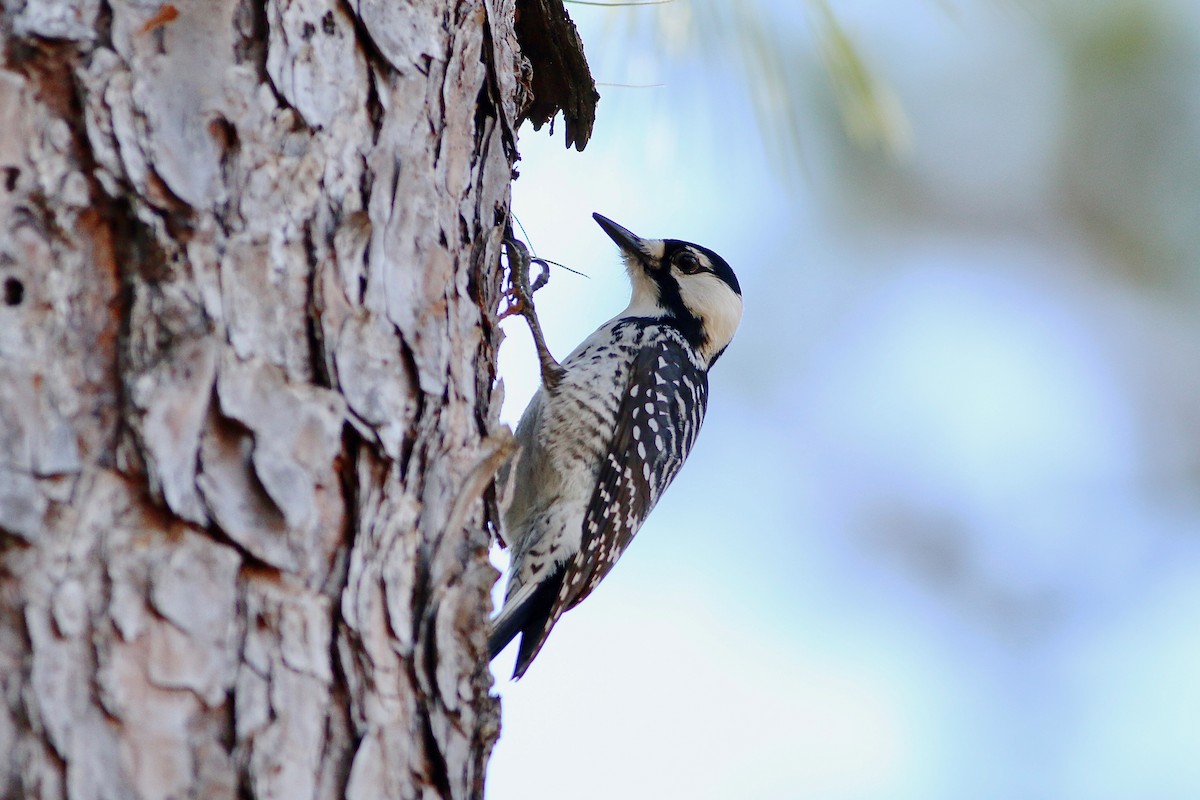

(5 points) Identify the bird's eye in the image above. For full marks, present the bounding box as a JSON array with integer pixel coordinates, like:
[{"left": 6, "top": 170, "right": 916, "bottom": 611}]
[{"left": 675, "top": 251, "right": 702, "bottom": 274}]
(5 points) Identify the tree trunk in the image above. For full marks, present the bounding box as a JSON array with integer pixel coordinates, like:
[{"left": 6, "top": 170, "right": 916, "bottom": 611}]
[{"left": 0, "top": 2, "right": 592, "bottom": 798}]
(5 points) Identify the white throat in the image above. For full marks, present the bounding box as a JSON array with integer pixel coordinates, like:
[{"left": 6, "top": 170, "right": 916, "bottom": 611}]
[{"left": 617, "top": 244, "right": 669, "bottom": 319}]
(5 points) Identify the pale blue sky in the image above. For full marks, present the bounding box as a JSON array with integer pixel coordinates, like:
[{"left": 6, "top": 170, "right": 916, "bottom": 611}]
[{"left": 488, "top": 2, "right": 1200, "bottom": 798}]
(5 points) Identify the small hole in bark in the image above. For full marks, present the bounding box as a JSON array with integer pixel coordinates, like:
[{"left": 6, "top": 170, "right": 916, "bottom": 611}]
[
  {"left": 2, "top": 167, "right": 17, "bottom": 192},
  {"left": 208, "top": 116, "right": 239, "bottom": 152},
  {"left": 321, "top": 11, "right": 335, "bottom": 35},
  {"left": 4, "top": 278, "right": 24, "bottom": 306},
  {"left": 300, "top": 21, "right": 315, "bottom": 40}
]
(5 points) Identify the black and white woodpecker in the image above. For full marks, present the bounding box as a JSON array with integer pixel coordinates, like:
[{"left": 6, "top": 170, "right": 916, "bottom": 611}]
[{"left": 490, "top": 213, "right": 743, "bottom": 679}]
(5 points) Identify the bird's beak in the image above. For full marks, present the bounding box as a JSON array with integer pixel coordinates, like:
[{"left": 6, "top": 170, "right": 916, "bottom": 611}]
[{"left": 593, "top": 213, "right": 651, "bottom": 262}]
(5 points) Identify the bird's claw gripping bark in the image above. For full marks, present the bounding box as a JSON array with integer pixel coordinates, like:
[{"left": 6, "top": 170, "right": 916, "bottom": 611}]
[
  {"left": 499, "top": 237, "right": 549, "bottom": 321},
  {"left": 502, "top": 235, "right": 565, "bottom": 390}
]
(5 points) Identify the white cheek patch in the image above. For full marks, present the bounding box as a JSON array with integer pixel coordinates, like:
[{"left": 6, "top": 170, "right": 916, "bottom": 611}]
[{"left": 677, "top": 272, "right": 743, "bottom": 363}]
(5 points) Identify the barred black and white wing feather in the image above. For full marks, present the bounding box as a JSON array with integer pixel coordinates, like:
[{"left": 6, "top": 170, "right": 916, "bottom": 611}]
[
  {"left": 566, "top": 338, "right": 707, "bottom": 604},
  {"left": 501, "top": 335, "right": 708, "bottom": 676}
]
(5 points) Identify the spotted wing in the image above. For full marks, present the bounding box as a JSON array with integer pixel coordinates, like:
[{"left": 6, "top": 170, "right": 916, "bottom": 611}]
[
  {"left": 505, "top": 336, "right": 709, "bottom": 678},
  {"left": 562, "top": 339, "right": 709, "bottom": 607}
]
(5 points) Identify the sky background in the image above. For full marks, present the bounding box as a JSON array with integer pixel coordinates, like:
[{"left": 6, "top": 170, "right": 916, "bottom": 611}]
[{"left": 486, "top": 1, "right": 1200, "bottom": 798}]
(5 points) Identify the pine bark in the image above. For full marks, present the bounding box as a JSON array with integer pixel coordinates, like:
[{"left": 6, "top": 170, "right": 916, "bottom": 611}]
[{"left": 0, "top": 1, "right": 589, "bottom": 797}]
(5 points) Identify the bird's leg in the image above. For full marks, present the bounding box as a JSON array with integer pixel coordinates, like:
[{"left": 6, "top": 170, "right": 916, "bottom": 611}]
[{"left": 502, "top": 235, "right": 565, "bottom": 390}]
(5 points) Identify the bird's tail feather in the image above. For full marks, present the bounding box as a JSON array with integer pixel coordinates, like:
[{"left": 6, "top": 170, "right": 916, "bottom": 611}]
[
  {"left": 487, "top": 603, "right": 527, "bottom": 661},
  {"left": 488, "top": 566, "right": 566, "bottom": 678}
]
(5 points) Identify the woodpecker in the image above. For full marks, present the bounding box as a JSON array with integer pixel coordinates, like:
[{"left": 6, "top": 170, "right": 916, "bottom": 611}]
[{"left": 490, "top": 213, "right": 743, "bottom": 679}]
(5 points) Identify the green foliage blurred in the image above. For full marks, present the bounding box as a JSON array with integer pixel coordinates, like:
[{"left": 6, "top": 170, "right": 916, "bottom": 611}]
[{"left": 574, "top": 0, "right": 1200, "bottom": 296}]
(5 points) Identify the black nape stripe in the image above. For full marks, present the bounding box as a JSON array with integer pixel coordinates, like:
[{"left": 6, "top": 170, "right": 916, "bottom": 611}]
[{"left": 644, "top": 276, "right": 706, "bottom": 351}]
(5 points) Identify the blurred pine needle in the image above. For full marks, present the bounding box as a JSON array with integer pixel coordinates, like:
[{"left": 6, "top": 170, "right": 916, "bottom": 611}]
[
  {"left": 811, "top": 0, "right": 911, "bottom": 157},
  {"left": 577, "top": 0, "right": 912, "bottom": 172}
]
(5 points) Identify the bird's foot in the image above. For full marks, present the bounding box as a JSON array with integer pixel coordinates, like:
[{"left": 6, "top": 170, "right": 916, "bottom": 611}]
[
  {"left": 501, "top": 234, "right": 565, "bottom": 389},
  {"left": 499, "top": 236, "right": 551, "bottom": 321}
]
